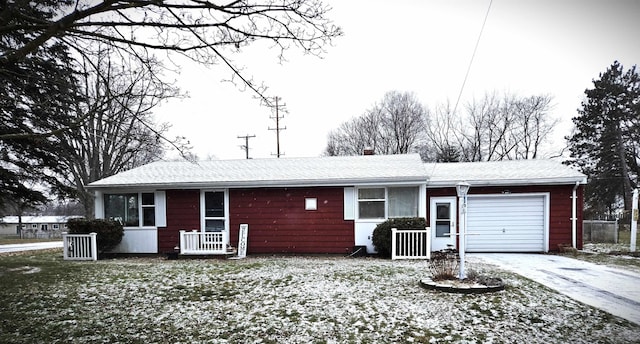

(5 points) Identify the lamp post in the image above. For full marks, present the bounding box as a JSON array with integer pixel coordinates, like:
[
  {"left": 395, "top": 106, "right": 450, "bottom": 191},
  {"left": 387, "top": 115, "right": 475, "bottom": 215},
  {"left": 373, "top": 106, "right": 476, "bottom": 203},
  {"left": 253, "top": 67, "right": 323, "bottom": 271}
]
[{"left": 456, "top": 181, "right": 471, "bottom": 280}]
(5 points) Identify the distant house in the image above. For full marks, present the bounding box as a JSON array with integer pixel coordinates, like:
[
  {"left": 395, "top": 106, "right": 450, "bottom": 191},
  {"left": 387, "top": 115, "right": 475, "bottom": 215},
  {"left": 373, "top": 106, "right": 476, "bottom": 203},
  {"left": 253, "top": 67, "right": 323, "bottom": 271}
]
[
  {"left": 87, "top": 154, "right": 586, "bottom": 255},
  {"left": 0, "top": 216, "right": 83, "bottom": 237}
]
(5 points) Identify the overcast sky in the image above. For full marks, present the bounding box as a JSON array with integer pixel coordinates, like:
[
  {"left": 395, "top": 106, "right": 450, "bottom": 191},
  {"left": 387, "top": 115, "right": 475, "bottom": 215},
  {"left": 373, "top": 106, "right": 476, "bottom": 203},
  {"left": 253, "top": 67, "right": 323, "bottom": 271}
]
[{"left": 155, "top": 0, "right": 640, "bottom": 161}]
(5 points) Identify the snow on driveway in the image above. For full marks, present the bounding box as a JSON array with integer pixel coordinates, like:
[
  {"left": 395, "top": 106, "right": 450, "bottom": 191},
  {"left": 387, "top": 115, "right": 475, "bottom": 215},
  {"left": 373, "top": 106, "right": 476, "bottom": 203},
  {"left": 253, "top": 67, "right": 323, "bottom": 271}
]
[
  {"left": 0, "top": 241, "right": 62, "bottom": 253},
  {"left": 473, "top": 253, "right": 640, "bottom": 325}
]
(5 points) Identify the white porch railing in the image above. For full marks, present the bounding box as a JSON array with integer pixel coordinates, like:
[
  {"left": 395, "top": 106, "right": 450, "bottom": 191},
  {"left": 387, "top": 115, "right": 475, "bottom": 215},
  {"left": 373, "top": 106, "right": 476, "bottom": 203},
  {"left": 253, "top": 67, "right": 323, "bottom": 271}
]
[
  {"left": 391, "top": 227, "right": 431, "bottom": 260},
  {"left": 179, "top": 230, "right": 229, "bottom": 255},
  {"left": 62, "top": 232, "right": 98, "bottom": 261}
]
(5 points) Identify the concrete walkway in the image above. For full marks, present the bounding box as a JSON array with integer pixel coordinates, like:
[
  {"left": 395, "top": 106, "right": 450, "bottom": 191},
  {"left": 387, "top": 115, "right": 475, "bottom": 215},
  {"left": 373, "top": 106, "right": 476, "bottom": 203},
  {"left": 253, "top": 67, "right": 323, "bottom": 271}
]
[
  {"left": 0, "top": 241, "right": 63, "bottom": 254},
  {"left": 471, "top": 253, "right": 640, "bottom": 325}
]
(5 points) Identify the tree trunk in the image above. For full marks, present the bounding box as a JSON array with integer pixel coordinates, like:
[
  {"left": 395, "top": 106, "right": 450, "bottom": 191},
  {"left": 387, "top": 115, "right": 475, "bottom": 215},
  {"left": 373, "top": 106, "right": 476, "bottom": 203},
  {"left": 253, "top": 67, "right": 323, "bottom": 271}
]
[
  {"left": 616, "top": 122, "right": 634, "bottom": 210},
  {"left": 81, "top": 190, "right": 96, "bottom": 219}
]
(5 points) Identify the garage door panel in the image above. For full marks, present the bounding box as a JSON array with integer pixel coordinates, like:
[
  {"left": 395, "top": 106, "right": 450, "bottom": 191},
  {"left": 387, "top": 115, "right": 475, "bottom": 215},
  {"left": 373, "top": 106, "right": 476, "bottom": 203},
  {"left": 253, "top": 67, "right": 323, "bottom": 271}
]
[{"left": 466, "top": 195, "right": 546, "bottom": 252}]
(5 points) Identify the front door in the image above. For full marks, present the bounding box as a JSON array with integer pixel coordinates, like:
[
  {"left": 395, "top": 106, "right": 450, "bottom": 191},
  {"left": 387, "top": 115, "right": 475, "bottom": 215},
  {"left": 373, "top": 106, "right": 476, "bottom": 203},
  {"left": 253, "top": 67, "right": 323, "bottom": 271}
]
[
  {"left": 430, "top": 197, "right": 456, "bottom": 251},
  {"left": 201, "top": 190, "right": 229, "bottom": 245}
]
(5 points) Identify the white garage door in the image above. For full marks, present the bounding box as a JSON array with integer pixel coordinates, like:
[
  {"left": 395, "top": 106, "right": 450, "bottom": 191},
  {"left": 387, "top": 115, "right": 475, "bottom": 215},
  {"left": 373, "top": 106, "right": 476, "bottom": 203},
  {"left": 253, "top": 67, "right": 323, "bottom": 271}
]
[{"left": 465, "top": 194, "right": 547, "bottom": 252}]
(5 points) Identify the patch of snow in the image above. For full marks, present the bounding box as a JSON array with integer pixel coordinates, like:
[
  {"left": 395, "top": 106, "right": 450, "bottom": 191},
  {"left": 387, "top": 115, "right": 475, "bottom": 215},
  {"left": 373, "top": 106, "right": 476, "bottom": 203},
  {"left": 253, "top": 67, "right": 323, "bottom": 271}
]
[
  {"left": 8, "top": 265, "right": 41, "bottom": 274},
  {"left": 583, "top": 242, "right": 631, "bottom": 254}
]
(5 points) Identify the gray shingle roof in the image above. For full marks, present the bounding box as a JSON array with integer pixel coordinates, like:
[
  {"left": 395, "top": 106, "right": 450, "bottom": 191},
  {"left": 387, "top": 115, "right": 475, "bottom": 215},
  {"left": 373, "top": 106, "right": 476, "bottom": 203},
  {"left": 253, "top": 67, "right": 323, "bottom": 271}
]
[
  {"left": 89, "top": 154, "right": 428, "bottom": 189},
  {"left": 89, "top": 154, "right": 587, "bottom": 189},
  {"left": 425, "top": 159, "right": 587, "bottom": 187}
]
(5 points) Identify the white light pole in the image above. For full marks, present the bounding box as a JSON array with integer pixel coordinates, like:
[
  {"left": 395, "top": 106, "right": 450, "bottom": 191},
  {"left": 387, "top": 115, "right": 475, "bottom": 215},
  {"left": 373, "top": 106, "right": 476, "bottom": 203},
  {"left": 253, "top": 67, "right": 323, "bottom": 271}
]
[
  {"left": 456, "top": 181, "right": 471, "bottom": 280},
  {"left": 631, "top": 189, "right": 638, "bottom": 252}
]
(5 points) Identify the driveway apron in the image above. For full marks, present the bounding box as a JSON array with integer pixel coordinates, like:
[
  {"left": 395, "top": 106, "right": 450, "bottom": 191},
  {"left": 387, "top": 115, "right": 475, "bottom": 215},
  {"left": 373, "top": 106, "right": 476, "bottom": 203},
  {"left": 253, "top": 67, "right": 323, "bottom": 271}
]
[{"left": 472, "top": 253, "right": 640, "bottom": 326}]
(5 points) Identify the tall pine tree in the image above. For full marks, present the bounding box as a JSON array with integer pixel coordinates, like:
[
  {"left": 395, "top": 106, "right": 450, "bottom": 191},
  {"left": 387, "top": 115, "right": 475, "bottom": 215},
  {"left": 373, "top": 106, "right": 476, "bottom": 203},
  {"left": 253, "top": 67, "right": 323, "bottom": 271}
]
[
  {"left": 567, "top": 61, "right": 640, "bottom": 216},
  {"left": 0, "top": 1, "right": 79, "bottom": 208}
]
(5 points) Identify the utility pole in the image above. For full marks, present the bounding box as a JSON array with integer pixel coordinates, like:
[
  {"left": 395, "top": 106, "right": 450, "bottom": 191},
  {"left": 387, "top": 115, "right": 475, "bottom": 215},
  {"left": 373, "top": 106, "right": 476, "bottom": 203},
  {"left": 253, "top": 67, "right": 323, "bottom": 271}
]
[
  {"left": 268, "top": 96, "right": 287, "bottom": 158},
  {"left": 237, "top": 134, "right": 256, "bottom": 159}
]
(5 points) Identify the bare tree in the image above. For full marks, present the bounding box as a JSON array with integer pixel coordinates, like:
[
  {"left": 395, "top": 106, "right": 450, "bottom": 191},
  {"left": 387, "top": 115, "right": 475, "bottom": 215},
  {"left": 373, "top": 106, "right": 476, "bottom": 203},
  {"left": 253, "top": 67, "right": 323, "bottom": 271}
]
[
  {"left": 2, "top": 1, "right": 339, "bottom": 208},
  {"left": 326, "top": 111, "right": 382, "bottom": 156},
  {"left": 423, "top": 102, "right": 464, "bottom": 162},
  {"left": 512, "top": 95, "right": 557, "bottom": 159},
  {"left": 1, "top": 0, "right": 342, "bottom": 106},
  {"left": 57, "top": 47, "right": 187, "bottom": 217},
  {"left": 378, "top": 91, "right": 427, "bottom": 154},
  {"left": 460, "top": 93, "right": 510, "bottom": 161},
  {"left": 330, "top": 91, "right": 557, "bottom": 162},
  {"left": 325, "top": 91, "right": 426, "bottom": 156},
  {"left": 457, "top": 92, "right": 556, "bottom": 161}
]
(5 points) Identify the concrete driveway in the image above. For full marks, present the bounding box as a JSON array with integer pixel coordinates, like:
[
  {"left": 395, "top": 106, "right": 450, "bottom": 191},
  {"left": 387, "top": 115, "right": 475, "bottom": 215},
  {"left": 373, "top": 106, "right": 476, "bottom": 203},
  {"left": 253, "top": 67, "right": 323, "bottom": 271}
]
[
  {"left": 472, "top": 253, "right": 640, "bottom": 326},
  {"left": 0, "top": 241, "right": 63, "bottom": 254}
]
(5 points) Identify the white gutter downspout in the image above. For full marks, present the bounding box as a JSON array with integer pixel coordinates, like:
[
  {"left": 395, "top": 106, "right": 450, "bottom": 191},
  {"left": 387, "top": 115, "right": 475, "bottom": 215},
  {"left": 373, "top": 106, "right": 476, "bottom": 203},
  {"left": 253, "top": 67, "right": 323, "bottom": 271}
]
[{"left": 572, "top": 182, "right": 579, "bottom": 249}]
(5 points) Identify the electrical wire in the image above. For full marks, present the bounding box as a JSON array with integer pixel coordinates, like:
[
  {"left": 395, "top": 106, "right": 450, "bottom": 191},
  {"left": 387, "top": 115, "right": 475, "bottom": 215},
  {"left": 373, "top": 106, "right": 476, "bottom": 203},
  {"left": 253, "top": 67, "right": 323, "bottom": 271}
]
[{"left": 452, "top": 0, "right": 493, "bottom": 116}]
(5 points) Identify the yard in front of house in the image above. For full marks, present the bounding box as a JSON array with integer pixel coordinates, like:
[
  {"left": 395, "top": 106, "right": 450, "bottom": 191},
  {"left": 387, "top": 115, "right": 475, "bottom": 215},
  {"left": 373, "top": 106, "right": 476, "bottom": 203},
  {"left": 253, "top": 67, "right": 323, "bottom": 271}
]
[{"left": 0, "top": 250, "right": 639, "bottom": 344}]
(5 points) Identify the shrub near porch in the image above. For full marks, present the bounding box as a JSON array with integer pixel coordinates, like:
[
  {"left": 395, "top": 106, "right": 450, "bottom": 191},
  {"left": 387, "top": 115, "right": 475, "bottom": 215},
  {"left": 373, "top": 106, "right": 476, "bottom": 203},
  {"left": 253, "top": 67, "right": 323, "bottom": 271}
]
[{"left": 372, "top": 217, "right": 427, "bottom": 258}]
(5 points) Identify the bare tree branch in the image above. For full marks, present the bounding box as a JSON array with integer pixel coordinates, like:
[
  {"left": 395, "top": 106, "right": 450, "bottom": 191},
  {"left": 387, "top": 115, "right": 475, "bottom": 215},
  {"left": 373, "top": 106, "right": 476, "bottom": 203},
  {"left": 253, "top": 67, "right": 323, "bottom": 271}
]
[{"left": 1, "top": 1, "right": 342, "bottom": 104}]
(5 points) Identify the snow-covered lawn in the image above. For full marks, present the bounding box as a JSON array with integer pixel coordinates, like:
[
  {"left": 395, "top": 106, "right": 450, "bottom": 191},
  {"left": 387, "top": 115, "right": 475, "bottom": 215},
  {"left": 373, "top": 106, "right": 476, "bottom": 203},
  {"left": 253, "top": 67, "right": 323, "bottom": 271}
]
[
  {"left": 1, "top": 252, "right": 639, "bottom": 343},
  {"left": 578, "top": 243, "right": 640, "bottom": 274}
]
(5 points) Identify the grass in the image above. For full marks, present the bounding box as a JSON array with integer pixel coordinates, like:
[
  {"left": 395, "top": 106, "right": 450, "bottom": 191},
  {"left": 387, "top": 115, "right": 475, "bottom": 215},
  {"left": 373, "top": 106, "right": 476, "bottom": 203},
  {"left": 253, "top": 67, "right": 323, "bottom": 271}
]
[
  {"left": 572, "top": 239, "right": 640, "bottom": 274},
  {"left": 572, "top": 253, "right": 640, "bottom": 274},
  {"left": 618, "top": 229, "right": 640, "bottom": 248},
  {"left": 1, "top": 250, "right": 639, "bottom": 343}
]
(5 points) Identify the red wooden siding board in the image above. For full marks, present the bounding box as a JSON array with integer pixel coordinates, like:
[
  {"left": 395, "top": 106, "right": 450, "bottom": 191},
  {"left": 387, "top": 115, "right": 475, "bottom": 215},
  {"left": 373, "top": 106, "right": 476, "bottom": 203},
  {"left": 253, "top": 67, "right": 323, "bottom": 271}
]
[
  {"left": 157, "top": 189, "right": 200, "bottom": 253},
  {"left": 156, "top": 183, "right": 581, "bottom": 254},
  {"left": 426, "top": 184, "right": 584, "bottom": 251},
  {"left": 229, "top": 187, "right": 355, "bottom": 254}
]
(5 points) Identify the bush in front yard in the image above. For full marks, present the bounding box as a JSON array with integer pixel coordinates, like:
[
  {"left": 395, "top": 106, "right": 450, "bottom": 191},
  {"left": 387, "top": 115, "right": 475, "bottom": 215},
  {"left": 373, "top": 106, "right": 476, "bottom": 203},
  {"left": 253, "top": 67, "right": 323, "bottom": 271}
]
[
  {"left": 67, "top": 219, "right": 124, "bottom": 253},
  {"left": 429, "top": 249, "right": 459, "bottom": 280},
  {"left": 372, "top": 217, "right": 427, "bottom": 258}
]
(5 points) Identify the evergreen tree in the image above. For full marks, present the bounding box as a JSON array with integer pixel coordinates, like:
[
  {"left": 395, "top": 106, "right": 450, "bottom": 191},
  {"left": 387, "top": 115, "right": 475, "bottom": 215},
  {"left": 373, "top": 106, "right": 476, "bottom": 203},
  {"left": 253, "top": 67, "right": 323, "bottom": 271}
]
[
  {"left": 566, "top": 61, "right": 640, "bottom": 215},
  {"left": 0, "top": 1, "right": 79, "bottom": 208}
]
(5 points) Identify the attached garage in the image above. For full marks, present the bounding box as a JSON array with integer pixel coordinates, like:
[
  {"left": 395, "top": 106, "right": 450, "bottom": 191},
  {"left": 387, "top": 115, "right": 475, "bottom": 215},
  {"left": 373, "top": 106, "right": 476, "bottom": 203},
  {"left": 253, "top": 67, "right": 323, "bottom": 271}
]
[
  {"left": 426, "top": 159, "right": 587, "bottom": 252},
  {"left": 465, "top": 194, "right": 548, "bottom": 252}
]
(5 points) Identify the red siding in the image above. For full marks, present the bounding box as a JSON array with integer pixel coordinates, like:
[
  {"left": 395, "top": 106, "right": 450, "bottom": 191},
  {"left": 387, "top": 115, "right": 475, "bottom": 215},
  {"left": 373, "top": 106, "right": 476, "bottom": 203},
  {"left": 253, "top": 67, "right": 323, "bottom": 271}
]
[
  {"left": 158, "top": 189, "right": 200, "bottom": 253},
  {"left": 229, "top": 187, "right": 354, "bottom": 254},
  {"left": 427, "top": 185, "right": 584, "bottom": 251}
]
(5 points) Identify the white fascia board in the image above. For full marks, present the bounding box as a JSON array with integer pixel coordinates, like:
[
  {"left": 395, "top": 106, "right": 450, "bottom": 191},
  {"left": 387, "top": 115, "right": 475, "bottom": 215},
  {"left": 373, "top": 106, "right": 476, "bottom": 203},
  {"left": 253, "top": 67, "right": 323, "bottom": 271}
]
[
  {"left": 427, "top": 177, "right": 587, "bottom": 188},
  {"left": 88, "top": 177, "right": 429, "bottom": 190}
]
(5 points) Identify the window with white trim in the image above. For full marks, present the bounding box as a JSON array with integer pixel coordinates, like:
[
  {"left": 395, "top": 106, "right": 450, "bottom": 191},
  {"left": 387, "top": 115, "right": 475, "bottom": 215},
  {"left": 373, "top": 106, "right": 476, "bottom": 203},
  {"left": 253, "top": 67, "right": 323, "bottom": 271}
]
[
  {"left": 141, "top": 193, "right": 155, "bottom": 227},
  {"left": 388, "top": 187, "right": 419, "bottom": 217},
  {"left": 357, "top": 187, "right": 419, "bottom": 219},
  {"left": 358, "top": 188, "right": 386, "bottom": 219},
  {"left": 203, "top": 191, "right": 225, "bottom": 232},
  {"left": 104, "top": 192, "right": 155, "bottom": 227}
]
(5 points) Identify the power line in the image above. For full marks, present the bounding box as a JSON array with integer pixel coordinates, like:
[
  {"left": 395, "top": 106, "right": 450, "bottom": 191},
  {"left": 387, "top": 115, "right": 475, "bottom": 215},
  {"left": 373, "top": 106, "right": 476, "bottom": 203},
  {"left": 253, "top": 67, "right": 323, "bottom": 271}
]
[{"left": 452, "top": 0, "right": 493, "bottom": 116}]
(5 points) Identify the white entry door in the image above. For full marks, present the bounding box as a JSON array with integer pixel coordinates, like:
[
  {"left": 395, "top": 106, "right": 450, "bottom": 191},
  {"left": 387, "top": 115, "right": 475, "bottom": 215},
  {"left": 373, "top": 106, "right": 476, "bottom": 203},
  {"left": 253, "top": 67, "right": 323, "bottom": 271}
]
[{"left": 430, "top": 197, "right": 456, "bottom": 251}]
